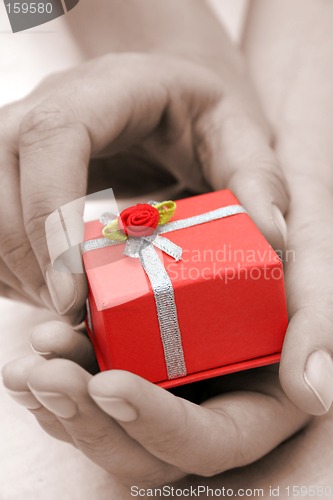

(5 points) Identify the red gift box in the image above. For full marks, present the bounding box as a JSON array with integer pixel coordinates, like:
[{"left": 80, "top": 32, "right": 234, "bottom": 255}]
[{"left": 83, "top": 190, "right": 288, "bottom": 389}]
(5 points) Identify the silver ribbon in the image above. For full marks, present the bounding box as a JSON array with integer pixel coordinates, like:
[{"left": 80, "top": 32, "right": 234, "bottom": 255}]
[
  {"left": 81, "top": 203, "right": 246, "bottom": 380},
  {"left": 140, "top": 244, "right": 186, "bottom": 379}
]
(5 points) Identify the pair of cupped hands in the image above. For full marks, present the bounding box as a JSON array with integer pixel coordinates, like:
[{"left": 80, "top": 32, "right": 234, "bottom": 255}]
[{"left": 1, "top": 52, "right": 333, "bottom": 488}]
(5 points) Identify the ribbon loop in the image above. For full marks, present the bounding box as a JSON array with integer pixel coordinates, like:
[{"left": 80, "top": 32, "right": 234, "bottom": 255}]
[{"left": 151, "top": 235, "right": 182, "bottom": 261}]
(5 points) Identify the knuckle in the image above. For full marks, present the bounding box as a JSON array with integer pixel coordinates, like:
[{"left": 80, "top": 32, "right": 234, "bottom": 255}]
[
  {"left": 19, "top": 103, "right": 72, "bottom": 148},
  {"left": 73, "top": 425, "right": 122, "bottom": 457},
  {"left": 151, "top": 428, "right": 191, "bottom": 458},
  {"left": 24, "top": 197, "right": 52, "bottom": 234},
  {"left": 74, "top": 430, "right": 106, "bottom": 450},
  {"left": 144, "top": 402, "right": 192, "bottom": 458}
]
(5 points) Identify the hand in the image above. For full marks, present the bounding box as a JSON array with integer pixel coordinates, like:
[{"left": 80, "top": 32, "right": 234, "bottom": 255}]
[
  {"left": 242, "top": 0, "right": 333, "bottom": 416},
  {"left": 0, "top": 52, "right": 288, "bottom": 319},
  {"left": 2, "top": 321, "right": 310, "bottom": 488},
  {"left": 277, "top": 172, "right": 333, "bottom": 415}
]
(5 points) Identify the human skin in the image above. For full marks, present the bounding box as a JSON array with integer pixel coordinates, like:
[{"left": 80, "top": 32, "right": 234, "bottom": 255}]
[
  {"left": 243, "top": 0, "right": 333, "bottom": 415},
  {"left": 2, "top": 341, "right": 310, "bottom": 487}
]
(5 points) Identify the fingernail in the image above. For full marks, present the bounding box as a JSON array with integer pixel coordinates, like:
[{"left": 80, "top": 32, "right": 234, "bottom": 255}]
[
  {"left": 304, "top": 350, "right": 333, "bottom": 412},
  {"left": 29, "top": 343, "right": 53, "bottom": 358},
  {"left": 92, "top": 396, "right": 138, "bottom": 422},
  {"left": 7, "top": 390, "right": 43, "bottom": 410},
  {"left": 27, "top": 389, "right": 77, "bottom": 419},
  {"left": 45, "top": 263, "right": 78, "bottom": 316},
  {"left": 272, "top": 204, "right": 288, "bottom": 247}
]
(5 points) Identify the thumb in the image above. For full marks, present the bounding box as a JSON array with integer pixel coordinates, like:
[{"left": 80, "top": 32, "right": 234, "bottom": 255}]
[
  {"left": 279, "top": 180, "right": 333, "bottom": 415},
  {"left": 200, "top": 102, "right": 289, "bottom": 252}
]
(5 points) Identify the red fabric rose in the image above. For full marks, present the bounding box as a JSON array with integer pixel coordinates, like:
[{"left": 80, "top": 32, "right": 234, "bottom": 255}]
[{"left": 119, "top": 203, "right": 159, "bottom": 237}]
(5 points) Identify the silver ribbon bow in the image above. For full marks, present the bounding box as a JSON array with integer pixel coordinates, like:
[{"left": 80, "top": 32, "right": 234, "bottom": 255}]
[{"left": 81, "top": 203, "right": 247, "bottom": 380}]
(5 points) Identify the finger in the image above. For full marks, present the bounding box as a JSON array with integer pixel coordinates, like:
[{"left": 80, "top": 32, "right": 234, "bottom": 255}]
[
  {"left": 279, "top": 179, "right": 333, "bottom": 415},
  {"left": 19, "top": 103, "right": 89, "bottom": 319},
  {"left": 88, "top": 369, "right": 309, "bottom": 477},
  {"left": 199, "top": 99, "right": 289, "bottom": 251},
  {"left": 0, "top": 144, "right": 52, "bottom": 307},
  {"left": 30, "top": 320, "right": 96, "bottom": 369},
  {"left": 26, "top": 359, "right": 181, "bottom": 486},
  {"left": 2, "top": 355, "right": 72, "bottom": 443}
]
